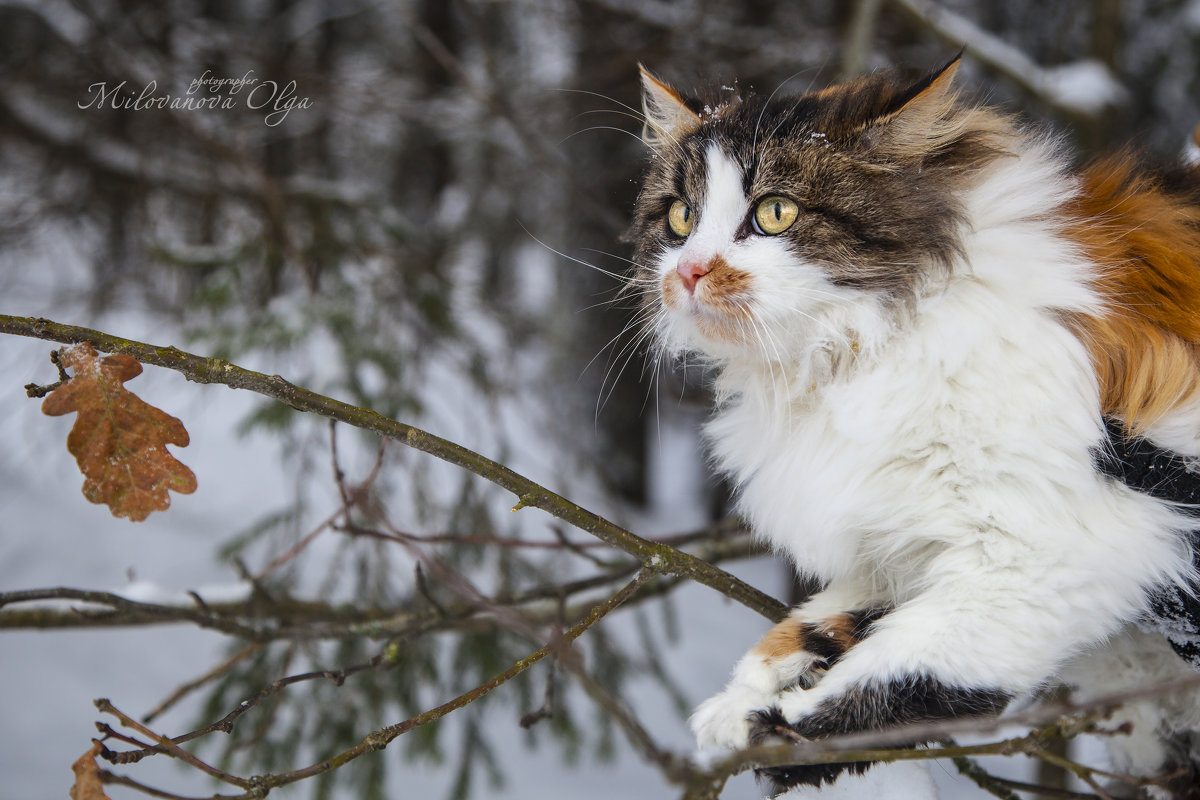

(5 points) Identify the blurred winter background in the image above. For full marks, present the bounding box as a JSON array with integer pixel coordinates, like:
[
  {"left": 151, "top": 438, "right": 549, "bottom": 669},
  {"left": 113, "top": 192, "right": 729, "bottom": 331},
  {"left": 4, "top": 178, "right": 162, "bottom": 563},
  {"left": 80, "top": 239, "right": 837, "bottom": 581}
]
[{"left": 2, "top": 1, "right": 1200, "bottom": 798}]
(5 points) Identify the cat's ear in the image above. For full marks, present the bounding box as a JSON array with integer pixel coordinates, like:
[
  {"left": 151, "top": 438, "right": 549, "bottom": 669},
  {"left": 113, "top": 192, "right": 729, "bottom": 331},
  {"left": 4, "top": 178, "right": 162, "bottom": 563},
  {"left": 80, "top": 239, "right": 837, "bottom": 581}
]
[
  {"left": 870, "top": 55, "right": 964, "bottom": 156},
  {"left": 639, "top": 64, "right": 701, "bottom": 148}
]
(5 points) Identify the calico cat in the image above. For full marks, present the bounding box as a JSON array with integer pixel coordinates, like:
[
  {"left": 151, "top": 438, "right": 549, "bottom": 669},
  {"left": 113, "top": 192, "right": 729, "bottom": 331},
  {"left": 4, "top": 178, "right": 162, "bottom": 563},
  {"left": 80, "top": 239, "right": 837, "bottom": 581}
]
[{"left": 629, "top": 57, "right": 1200, "bottom": 796}]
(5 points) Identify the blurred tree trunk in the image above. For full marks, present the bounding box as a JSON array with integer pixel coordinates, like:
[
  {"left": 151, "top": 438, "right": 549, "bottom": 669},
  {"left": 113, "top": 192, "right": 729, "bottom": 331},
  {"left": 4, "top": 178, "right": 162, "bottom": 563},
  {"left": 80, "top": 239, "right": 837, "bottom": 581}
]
[
  {"left": 840, "top": 0, "right": 884, "bottom": 80},
  {"left": 1075, "top": 0, "right": 1123, "bottom": 153}
]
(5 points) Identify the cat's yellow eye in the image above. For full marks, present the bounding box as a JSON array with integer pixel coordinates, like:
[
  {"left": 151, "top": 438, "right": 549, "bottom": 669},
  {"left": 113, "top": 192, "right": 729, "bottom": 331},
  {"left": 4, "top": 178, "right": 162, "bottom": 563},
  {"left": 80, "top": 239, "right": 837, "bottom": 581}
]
[
  {"left": 667, "top": 199, "right": 693, "bottom": 238},
  {"left": 753, "top": 196, "right": 799, "bottom": 235}
]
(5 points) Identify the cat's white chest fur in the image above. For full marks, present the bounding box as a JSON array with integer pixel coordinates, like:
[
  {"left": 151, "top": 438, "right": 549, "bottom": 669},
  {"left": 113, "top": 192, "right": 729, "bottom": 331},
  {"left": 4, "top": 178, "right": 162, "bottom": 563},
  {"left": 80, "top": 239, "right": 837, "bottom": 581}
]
[{"left": 705, "top": 250, "right": 1178, "bottom": 604}]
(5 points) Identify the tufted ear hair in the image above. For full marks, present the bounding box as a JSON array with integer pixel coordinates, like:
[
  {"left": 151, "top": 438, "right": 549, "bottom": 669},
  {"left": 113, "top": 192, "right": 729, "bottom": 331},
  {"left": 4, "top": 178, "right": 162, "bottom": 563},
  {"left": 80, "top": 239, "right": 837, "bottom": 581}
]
[
  {"left": 639, "top": 64, "right": 701, "bottom": 148},
  {"left": 892, "top": 55, "right": 961, "bottom": 120},
  {"left": 867, "top": 55, "right": 966, "bottom": 157}
]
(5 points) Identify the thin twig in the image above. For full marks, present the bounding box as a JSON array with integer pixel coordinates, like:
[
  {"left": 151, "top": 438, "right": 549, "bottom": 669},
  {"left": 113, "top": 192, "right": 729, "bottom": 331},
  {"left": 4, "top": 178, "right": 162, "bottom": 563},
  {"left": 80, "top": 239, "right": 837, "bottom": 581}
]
[
  {"left": 566, "top": 656, "right": 688, "bottom": 781},
  {"left": 520, "top": 594, "right": 570, "bottom": 729},
  {"left": 242, "top": 569, "right": 655, "bottom": 793},
  {"left": 413, "top": 563, "right": 446, "bottom": 616},
  {"left": 519, "top": 630, "right": 561, "bottom": 729},
  {"left": 95, "top": 722, "right": 155, "bottom": 752},
  {"left": 95, "top": 699, "right": 252, "bottom": 787},
  {"left": 551, "top": 524, "right": 622, "bottom": 566},
  {"left": 253, "top": 506, "right": 343, "bottom": 580},
  {"left": 99, "top": 769, "right": 245, "bottom": 800},
  {"left": 950, "top": 753, "right": 1027, "bottom": 800},
  {"left": 967, "top": 769, "right": 1102, "bottom": 800},
  {"left": 24, "top": 348, "right": 71, "bottom": 397},
  {"left": 256, "top": 426, "right": 387, "bottom": 580},
  {"left": 143, "top": 644, "right": 263, "bottom": 724}
]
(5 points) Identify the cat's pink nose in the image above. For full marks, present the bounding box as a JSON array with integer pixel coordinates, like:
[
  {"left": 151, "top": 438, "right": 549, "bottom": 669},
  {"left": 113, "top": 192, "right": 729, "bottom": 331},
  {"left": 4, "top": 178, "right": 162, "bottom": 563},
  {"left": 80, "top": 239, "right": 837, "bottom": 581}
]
[{"left": 676, "top": 256, "right": 711, "bottom": 294}]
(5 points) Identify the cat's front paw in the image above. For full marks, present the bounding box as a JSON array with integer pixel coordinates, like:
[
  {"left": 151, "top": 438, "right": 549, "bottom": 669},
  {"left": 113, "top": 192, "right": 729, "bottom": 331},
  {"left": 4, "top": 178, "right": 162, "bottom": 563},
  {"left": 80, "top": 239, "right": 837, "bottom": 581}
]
[
  {"left": 745, "top": 686, "right": 819, "bottom": 747},
  {"left": 747, "top": 699, "right": 874, "bottom": 793},
  {"left": 689, "top": 684, "right": 774, "bottom": 753},
  {"left": 776, "top": 683, "right": 821, "bottom": 725}
]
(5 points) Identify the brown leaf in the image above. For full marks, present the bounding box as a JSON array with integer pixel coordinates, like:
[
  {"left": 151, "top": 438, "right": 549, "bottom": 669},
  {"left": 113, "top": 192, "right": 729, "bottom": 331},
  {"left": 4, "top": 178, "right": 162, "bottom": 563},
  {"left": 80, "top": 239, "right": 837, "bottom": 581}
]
[
  {"left": 43, "top": 342, "right": 197, "bottom": 521},
  {"left": 69, "top": 741, "right": 111, "bottom": 800}
]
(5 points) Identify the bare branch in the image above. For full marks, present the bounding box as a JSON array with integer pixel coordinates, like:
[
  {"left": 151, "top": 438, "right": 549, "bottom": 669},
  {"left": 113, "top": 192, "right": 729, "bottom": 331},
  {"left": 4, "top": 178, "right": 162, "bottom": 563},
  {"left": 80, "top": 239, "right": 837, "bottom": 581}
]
[
  {"left": 0, "top": 587, "right": 268, "bottom": 639},
  {"left": 100, "top": 769, "right": 245, "bottom": 800},
  {"left": 950, "top": 754, "right": 1029, "bottom": 800},
  {"left": 0, "top": 516, "right": 758, "bottom": 639},
  {"left": 96, "top": 698, "right": 253, "bottom": 788}
]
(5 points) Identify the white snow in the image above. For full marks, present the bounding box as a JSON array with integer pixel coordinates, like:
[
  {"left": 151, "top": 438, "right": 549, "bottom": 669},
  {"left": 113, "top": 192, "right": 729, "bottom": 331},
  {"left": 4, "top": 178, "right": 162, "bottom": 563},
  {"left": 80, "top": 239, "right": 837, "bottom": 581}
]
[
  {"left": 1186, "top": 0, "right": 1200, "bottom": 31},
  {"left": 782, "top": 761, "right": 940, "bottom": 799},
  {"left": 1037, "top": 60, "right": 1127, "bottom": 116}
]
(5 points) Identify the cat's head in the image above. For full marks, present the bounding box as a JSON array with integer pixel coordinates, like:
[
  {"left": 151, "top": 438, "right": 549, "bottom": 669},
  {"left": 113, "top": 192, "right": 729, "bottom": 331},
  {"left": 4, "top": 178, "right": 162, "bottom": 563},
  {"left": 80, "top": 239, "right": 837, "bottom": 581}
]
[{"left": 628, "top": 58, "right": 1014, "bottom": 368}]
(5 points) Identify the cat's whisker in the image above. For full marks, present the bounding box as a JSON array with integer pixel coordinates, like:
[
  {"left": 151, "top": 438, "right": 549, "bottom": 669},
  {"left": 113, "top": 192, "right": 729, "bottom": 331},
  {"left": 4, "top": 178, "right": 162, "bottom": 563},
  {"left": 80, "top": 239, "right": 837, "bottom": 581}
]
[
  {"left": 551, "top": 87, "right": 644, "bottom": 120},
  {"left": 650, "top": 347, "right": 667, "bottom": 441},
  {"left": 570, "top": 108, "right": 647, "bottom": 125},
  {"left": 580, "top": 247, "right": 654, "bottom": 271},
  {"left": 519, "top": 224, "right": 649, "bottom": 285},
  {"left": 784, "top": 285, "right": 857, "bottom": 304},
  {"left": 740, "top": 313, "right": 780, "bottom": 402},
  {"left": 574, "top": 283, "right": 668, "bottom": 423},
  {"left": 764, "top": 97, "right": 804, "bottom": 146},
  {"left": 552, "top": 86, "right": 690, "bottom": 157},
  {"left": 635, "top": 321, "right": 672, "bottom": 419},
  {"left": 753, "top": 67, "right": 817, "bottom": 155},
  {"left": 757, "top": 59, "right": 830, "bottom": 150},
  {"left": 562, "top": 108, "right": 664, "bottom": 149},
  {"left": 596, "top": 305, "right": 666, "bottom": 419},
  {"left": 559, "top": 125, "right": 648, "bottom": 148},
  {"left": 744, "top": 310, "right": 798, "bottom": 429},
  {"left": 590, "top": 301, "right": 663, "bottom": 372},
  {"left": 581, "top": 275, "right": 657, "bottom": 307},
  {"left": 756, "top": 315, "right": 794, "bottom": 380},
  {"left": 582, "top": 309, "right": 654, "bottom": 379},
  {"left": 578, "top": 293, "right": 643, "bottom": 314},
  {"left": 594, "top": 329, "right": 642, "bottom": 420},
  {"left": 576, "top": 277, "right": 659, "bottom": 315},
  {"left": 580, "top": 248, "right": 663, "bottom": 299},
  {"left": 768, "top": 301, "right": 854, "bottom": 346},
  {"left": 595, "top": 279, "right": 658, "bottom": 300}
]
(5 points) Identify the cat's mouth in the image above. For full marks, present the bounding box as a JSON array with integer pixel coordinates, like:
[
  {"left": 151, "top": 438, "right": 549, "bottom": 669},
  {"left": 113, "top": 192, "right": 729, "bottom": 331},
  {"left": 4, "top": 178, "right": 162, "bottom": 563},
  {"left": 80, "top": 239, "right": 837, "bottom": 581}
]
[{"left": 661, "top": 268, "right": 755, "bottom": 345}]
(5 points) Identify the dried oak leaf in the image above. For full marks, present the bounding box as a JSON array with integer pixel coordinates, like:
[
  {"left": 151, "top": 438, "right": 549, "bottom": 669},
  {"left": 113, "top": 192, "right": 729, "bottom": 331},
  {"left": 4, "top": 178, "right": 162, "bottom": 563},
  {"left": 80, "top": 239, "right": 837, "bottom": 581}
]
[
  {"left": 42, "top": 342, "right": 197, "bottom": 521},
  {"left": 69, "top": 740, "right": 111, "bottom": 800}
]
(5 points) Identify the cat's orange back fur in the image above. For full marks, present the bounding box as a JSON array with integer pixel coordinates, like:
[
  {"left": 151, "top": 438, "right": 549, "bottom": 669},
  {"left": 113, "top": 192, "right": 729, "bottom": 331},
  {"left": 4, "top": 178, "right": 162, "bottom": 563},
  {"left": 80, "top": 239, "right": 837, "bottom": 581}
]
[{"left": 1067, "top": 158, "right": 1200, "bottom": 432}]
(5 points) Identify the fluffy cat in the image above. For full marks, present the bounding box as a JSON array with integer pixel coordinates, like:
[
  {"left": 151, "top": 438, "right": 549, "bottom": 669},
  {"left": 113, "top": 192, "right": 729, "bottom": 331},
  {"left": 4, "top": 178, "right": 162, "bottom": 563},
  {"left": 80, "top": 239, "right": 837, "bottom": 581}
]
[{"left": 628, "top": 57, "right": 1200, "bottom": 796}]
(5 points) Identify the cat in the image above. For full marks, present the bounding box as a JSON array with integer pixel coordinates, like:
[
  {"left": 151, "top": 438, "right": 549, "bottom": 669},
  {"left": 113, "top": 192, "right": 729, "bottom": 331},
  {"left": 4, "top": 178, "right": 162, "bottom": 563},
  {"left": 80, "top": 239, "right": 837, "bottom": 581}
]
[{"left": 628, "top": 56, "right": 1200, "bottom": 797}]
